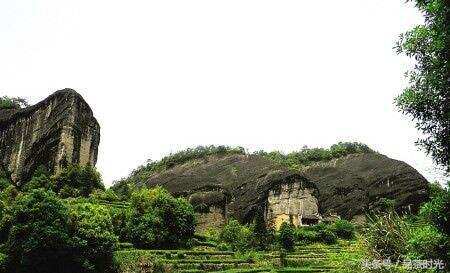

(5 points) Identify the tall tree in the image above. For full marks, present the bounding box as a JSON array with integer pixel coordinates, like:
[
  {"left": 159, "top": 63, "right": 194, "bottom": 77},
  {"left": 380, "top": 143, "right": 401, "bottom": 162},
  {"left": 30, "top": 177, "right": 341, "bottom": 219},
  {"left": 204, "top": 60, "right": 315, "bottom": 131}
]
[{"left": 395, "top": 0, "right": 449, "bottom": 172}]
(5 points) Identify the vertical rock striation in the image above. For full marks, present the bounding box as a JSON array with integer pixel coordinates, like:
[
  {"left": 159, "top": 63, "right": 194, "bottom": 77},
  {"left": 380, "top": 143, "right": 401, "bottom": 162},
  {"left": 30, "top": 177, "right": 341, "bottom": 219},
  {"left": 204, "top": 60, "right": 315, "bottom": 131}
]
[{"left": 0, "top": 89, "right": 100, "bottom": 185}]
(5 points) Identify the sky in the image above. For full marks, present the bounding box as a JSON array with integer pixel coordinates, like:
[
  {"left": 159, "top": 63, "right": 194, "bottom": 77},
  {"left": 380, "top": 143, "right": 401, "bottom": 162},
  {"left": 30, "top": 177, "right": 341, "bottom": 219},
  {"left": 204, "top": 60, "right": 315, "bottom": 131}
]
[{"left": 1, "top": 0, "right": 448, "bottom": 187}]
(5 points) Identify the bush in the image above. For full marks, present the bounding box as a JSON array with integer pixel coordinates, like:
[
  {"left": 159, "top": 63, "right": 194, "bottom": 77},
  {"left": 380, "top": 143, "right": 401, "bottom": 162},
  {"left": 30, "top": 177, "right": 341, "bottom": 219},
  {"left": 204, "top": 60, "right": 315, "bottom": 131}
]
[
  {"left": 127, "top": 187, "right": 196, "bottom": 249},
  {"left": 366, "top": 212, "right": 410, "bottom": 261},
  {"left": 249, "top": 208, "right": 274, "bottom": 250},
  {"left": 294, "top": 228, "right": 319, "bottom": 244},
  {"left": 419, "top": 185, "right": 449, "bottom": 233},
  {"left": 279, "top": 222, "right": 295, "bottom": 251},
  {"left": 55, "top": 165, "right": 104, "bottom": 198},
  {"left": 332, "top": 219, "right": 355, "bottom": 240},
  {"left": 89, "top": 189, "right": 120, "bottom": 202},
  {"left": 220, "top": 219, "right": 251, "bottom": 251},
  {"left": 319, "top": 228, "right": 337, "bottom": 245},
  {"left": 22, "top": 166, "right": 54, "bottom": 192},
  {"left": 4, "top": 189, "right": 74, "bottom": 273},
  {"left": 68, "top": 203, "right": 118, "bottom": 272},
  {"left": 110, "top": 207, "right": 131, "bottom": 242},
  {"left": 407, "top": 225, "right": 445, "bottom": 260}
]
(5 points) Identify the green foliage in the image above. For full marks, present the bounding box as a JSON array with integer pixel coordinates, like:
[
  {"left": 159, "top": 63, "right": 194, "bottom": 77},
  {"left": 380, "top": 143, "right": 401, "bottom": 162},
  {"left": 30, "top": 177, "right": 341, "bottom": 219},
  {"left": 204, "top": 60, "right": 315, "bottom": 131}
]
[
  {"left": 22, "top": 166, "right": 54, "bottom": 192},
  {"left": 68, "top": 203, "right": 118, "bottom": 272},
  {"left": 127, "top": 187, "right": 196, "bottom": 249},
  {"left": 366, "top": 212, "right": 411, "bottom": 261},
  {"left": 89, "top": 189, "right": 120, "bottom": 202},
  {"left": 407, "top": 225, "right": 446, "bottom": 260},
  {"left": 294, "top": 228, "right": 319, "bottom": 244},
  {"left": 249, "top": 208, "right": 274, "bottom": 250},
  {"left": 0, "top": 96, "right": 28, "bottom": 110},
  {"left": 278, "top": 222, "right": 295, "bottom": 251},
  {"left": 256, "top": 142, "right": 373, "bottom": 170},
  {"left": 395, "top": 0, "right": 450, "bottom": 170},
  {"left": 0, "top": 253, "right": 7, "bottom": 273},
  {"left": 4, "top": 189, "right": 74, "bottom": 273},
  {"left": 109, "top": 206, "right": 131, "bottom": 242},
  {"left": 220, "top": 219, "right": 251, "bottom": 251},
  {"left": 55, "top": 165, "right": 104, "bottom": 198},
  {"left": 331, "top": 219, "right": 355, "bottom": 240},
  {"left": 419, "top": 183, "right": 449, "bottom": 232}
]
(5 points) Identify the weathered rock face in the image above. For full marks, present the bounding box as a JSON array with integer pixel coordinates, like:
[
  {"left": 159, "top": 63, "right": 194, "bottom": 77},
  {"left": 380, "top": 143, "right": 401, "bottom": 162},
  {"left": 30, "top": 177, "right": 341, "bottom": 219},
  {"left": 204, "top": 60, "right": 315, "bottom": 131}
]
[
  {"left": 145, "top": 152, "right": 429, "bottom": 229},
  {"left": 0, "top": 89, "right": 100, "bottom": 185},
  {"left": 145, "top": 154, "right": 319, "bottom": 231},
  {"left": 301, "top": 153, "right": 430, "bottom": 220},
  {"left": 267, "top": 184, "right": 320, "bottom": 229}
]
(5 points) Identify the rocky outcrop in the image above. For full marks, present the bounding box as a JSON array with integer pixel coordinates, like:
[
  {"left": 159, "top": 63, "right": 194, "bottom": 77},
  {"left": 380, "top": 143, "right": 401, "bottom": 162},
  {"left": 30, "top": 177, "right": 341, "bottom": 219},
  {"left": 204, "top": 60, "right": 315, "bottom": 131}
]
[
  {"left": 0, "top": 89, "right": 100, "bottom": 185},
  {"left": 145, "top": 154, "right": 318, "bottom": 227},
  {"left": 301, "top": 153, "right": 430, "bottom": 220},
  {"left": 145, "top": 152, "right": 430, "bottom": 228}
]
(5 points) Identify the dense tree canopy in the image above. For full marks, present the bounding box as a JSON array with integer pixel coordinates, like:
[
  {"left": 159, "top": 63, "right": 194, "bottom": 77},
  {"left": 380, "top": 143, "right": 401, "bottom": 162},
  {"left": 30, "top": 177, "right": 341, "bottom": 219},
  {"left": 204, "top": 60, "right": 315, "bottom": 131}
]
[
  {"left": 395, "top": 0, "right": 449, "bottom": 171},
  {"left": 127, "top": 187, "right": 196, "bottom": 249}
]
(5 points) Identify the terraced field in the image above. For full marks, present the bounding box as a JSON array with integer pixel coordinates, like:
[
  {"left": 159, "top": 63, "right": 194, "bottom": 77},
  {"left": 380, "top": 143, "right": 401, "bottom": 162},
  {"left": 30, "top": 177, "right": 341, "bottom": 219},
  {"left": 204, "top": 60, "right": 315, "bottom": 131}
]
[{"left": 114, "top": 244, "right": 352, "bottom": 273}]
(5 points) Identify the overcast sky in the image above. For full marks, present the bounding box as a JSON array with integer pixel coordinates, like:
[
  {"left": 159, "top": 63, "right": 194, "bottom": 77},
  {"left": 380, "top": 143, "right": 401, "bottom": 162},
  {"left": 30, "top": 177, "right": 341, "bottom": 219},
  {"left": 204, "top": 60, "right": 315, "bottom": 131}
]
[{"left": 1, "top": 0, "right": 447, "bottom": 186}]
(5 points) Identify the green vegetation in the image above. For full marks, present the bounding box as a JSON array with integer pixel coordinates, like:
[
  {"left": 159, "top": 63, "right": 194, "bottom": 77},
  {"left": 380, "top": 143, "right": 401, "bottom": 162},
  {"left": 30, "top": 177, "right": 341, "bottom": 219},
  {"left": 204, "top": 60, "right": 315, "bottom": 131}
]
[
  {"left": 55, "top": 165, "right": 104, "bottom": 198},
  {"left": 127, "top": 187, "right": 196, "bottom": 249},
  {"left": 278, "top": 222, "right": 295, "bottom": 251},
  {"left": 395, "top": 0, "right": 450, "bottom": 171},
  {"left": 0, "top": 96, "right": 29, "bottom": 110},
  {"left": 255, "top": 142, "right": 373, "bottom": 171}
]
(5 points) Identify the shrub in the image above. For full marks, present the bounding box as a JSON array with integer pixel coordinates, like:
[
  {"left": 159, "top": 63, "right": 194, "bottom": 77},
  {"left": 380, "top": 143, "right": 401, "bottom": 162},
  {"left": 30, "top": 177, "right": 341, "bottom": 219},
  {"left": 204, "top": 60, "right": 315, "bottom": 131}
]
[
  {"left": 127, "top": 187, "right": 196, "bottom": 249},
  {"left": 294, "top": 228, "right": 319, "bottom": 244},
  {"left": 220, "top": 219, "right": 251, "bottom": 251},
  {"left": 68, "top": 203, "right": 118, "bottom": 272},
  {"left": 366, "top": 212, "right": 411, "bottom": 261},
  {"left": 55, "top": 165, "right": 104, "bottom": 198},
  {"left": 279, "top": 222, "right": 295, "bottom": 251},
  {"left": 22, "top": 166, "right": 54, "bottom": 192},
  {"left": 419, "top": 185, "right": 449, "bottom": 233},
  {"left": 89, "top": 189, "right": 120, "bottom": 202},
  {"left": 407, "top": 225, "right": 445, "bottom": 260},
  {"left": 4, "top": 189, "right": 74, "bottom": 273},
  {"left": 319, "top": 228, "right": 337, "bottom": 245},
  {"left": 332, "top": 219, "right": 355, "bottom": 240},
  {"left": 110, "top": 207, "right": 131, "bottom": 242},
  {"left": 250, "top": 208, "right": 274, "bottom": 250}
]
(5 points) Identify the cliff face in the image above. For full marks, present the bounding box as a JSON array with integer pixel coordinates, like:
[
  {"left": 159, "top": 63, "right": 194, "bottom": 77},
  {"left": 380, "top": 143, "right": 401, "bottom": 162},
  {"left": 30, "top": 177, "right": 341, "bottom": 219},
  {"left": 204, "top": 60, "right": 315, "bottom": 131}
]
[
  {"left": 0, "top": 89, "right": 100, "bottom": 185},
  {"left": 145, "top": 154, "right": 319, "bottom": 229},
  {"left": 144, "top": 152, "right": 429, "bottom": 228},
  {"left": 302, "top": 153, "right": 430, "bottom": 220}
]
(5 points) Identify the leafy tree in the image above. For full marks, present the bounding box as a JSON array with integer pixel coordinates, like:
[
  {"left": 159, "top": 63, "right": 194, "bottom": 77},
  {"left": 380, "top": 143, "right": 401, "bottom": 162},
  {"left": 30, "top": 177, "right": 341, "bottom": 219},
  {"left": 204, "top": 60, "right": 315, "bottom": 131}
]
[
  {"left": 220, "top": 219, "right": 252, "bottom": 251},
  {"left": 0, "top": 96, "right": 29, "bottom": 110},
  {"left": 279, "top": 222, "right": 295, "bottom": 251},
  {"left": 55, "top": 165, "right": 104, "bottom": 198},
  {"left": 127, "top": 187, "right": 196, "bottom": 249},
  {"left": 395, "top": 0, "right": 449, "bottom": 171},
  {"left": 68, "top": 203, "right": 118, "bottom": 272},
  {"left": 250, "top": 208, "right": 274, "bottom": 250},
  {"left": 4, "top": 189, "right": 73, "bottom": 273}
]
